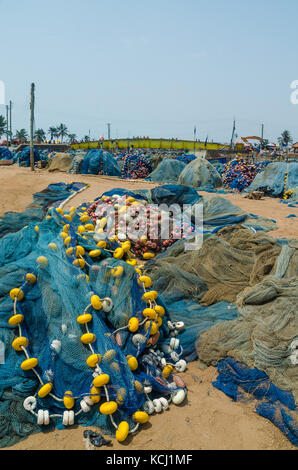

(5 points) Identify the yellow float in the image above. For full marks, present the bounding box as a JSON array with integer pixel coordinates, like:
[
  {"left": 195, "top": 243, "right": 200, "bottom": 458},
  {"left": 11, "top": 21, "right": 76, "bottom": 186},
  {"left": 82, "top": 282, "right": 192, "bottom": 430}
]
[
  {"left": 21, "top": 357, "right": 38, "bottom": 371},
  {"left": 91, "top": 295, "right": 103, "bottom": 310},
  {"left": 10, "top": 288, "right": 24, "bottom": 301},
  {"left": 86, "top": 353, "right": 102, "bottom": 368},
  {"left": 80, "top": 333, "right": 96, "bottom": 344},
  {"left": 99, "top": 401, "right": 118, "bottom": 415},
  {"left": 38, "top": 383, "right": 53, "bottom": 398},
  {"left": 116, "top": 421, "right": 129, "bottom": 442},
  {"left": 93, "top": 374, "right": 110, "bottom": 388},
  {"left": 63, "top": 391, "right": 75, "bottom": 409}
]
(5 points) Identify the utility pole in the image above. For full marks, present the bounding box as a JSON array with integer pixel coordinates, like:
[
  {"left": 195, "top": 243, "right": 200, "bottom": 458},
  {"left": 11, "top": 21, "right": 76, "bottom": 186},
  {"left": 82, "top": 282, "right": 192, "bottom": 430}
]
[
  {"left": 6, "top": 104, "right": 9, "bottom": 147},
  {"left": 30, "top": 83, "right": 35, "bottom": 171},
  {"left": 230, "top": 118, "right": 236, "bottom": 149},
  {"left": 9, "top": 101, "right": 12, "bottom": 143},
  {"left": 107, "top": 123, "right": 111, "bottom": 140},
  {"left": 261, "top": 123, "right": 264, "bottom": 140}
]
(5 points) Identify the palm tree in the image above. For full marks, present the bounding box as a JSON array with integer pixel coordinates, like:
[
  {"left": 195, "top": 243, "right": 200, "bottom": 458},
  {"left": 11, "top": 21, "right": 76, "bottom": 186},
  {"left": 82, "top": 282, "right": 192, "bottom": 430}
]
[
  {"left": 278, "top": 130, "right": 293, "bottom": 147},
  {"left": 15, "top": 129, "right": 28, "bottom": 143},
  {"left": 68, "top": 133, "right": 77, "bottom": 143},
  {"left": 57, "top": 123, "right": 68, "bottom": 142},
  {"left": 0, "top": 115, "right": 7, "bottom": 138},
  {"left": 34, "top": 128, "right": 46, "bottom": 142},
  {"left": 48, "top": 126, "right": 58, "bottom": 142}
]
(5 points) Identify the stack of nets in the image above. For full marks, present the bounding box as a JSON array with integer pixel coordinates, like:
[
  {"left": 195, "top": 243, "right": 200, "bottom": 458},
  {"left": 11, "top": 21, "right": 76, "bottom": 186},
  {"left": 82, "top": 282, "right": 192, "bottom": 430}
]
[
  {"left": 143, "top": 222, "right": 297, "bottom": 445},
  {"left": 68, "top": 150, "right": 87, "bottom": 174},
  {"left": 148, "top": 159, "right": 186, "bottom": 183},
  {"left": 247, "top": 161, "right": 298, "bottom": 197},
  {"left": 81, "top": 149, "right": 121, "bottom": 177},
  {"left": 176, "top": 154, "right": 197, "bottom": 165},
  {"left": 0, "top": 185, "right": 188, "bottom": 448},
  {"left": 178, "top": 157, "right": 222, "bottom": 190},
  {"left": 222, "top": 158, "right": 270, "bottom": 192},
  {"left": 86, "top": 191, "right": 195, "bottom": 260},
  {"left": 0, "top": 147, "right": 13, "bottom": 160},
  {"left": 121, "top": 154, "right": 152, "bottom": 179},
  {"left": 48, "top": 153, "right": 73, "bottom": 172},
  {"left": 14, "top": 147, "right": 41, "bottom": 167}
]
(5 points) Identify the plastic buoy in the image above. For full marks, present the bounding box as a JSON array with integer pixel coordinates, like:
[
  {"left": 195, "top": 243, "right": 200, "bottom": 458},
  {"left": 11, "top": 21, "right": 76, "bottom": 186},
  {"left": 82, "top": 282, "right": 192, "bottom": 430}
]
[
  {"left": 26, "top": 273, "right": 37, "bottom": 284},
  {"left": 93, "top": 374, "right": 110, "bottom": 388},
  {"left": 143, "top": 308, "right": 156, "bottom": 320},
  {"left": 21, "top": 357, "right": 38, "bottom": 371},
  {"left": 38, "top": 383, "right": 53, "bottom": 398},
  {"left": 128, "top": 317, "right": 139, "bottom": 333},
  {"left": 103, "top": 349, "right": 116, "bottom": 363},
  {"left": 133, "top": 411, "right": 149, "bottom": 424},
  {"left": 12, "top": 336, "right": 28, "bottom": 351},
  {"left": 86, "top": 353, "right": 102, "bottom": 368},
  {"left": 154, "top": 305, "right": 165, "bottom": 317},
  {"left": 10, "top": 288, "right": 24, "bottom": 301},
  {"left": 116, "top": 421, "right": 129, "bottom": 442},
  {"left": 63, "top": 391, "right": 75, "bottom": 409},
  {"left": 77, "top": 313, "right": 93, "bottom": 324},
  {"left": 91, "top": 295, "right": 102, "bottom": 310},
  {"left": 111, "top": 266, "right": 124, "bottom": 277},
  {"left": 36, "top": 256, "right": 48, "bottom": 267},
  {"left": 99, "top": 401, "right": 118, "bottom": 415},
  {"left": 127, "top": 355, "right": 138, "bottom": 371},
  {"left": 114, "top": 248, "right": 124, "bottom": 259},
  {"left": 8, "top": 314, "right": 24, "bottom": 326},
  {"left": 90, "top": 386, "right": 101, "bottom": 403},
  {"left": 143, "top": 252, "right": 155, "bottom": 260},
  {"left": 142, "top": 291, "right": 158, "bottom": 302},
  {"left": 81, "top": 333, "right": 96, "bottom": 345},
  {"left": 137, "top": 276, "right": 152, "bottom": 288}
]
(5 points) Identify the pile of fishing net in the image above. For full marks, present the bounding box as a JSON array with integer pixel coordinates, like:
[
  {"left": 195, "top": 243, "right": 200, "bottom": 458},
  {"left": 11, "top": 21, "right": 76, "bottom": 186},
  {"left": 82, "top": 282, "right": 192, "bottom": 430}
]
[
  {"left": 81, "top": 149, "right": 121, "bottom": 177},
  {"left": 176, "top": 154, "right": 197, "bottom": 165},
  {"left": 143, "top": 223, "right": 297, "bottom": 445},
  {"left": 86, "top": 191, "right": 195, "bottom": 260},
  {"left": 14, "top": 147, "right": 41, "bottom": 167},
  {"left": 178, "top": 157, "right": 222, "bottom": 190},
  {"left": 222, "top": 158, "right": 270, "bottom": 192},
  {"left": 209, "top": 160, "right": 225, "bottom": 175},
  {"left": 213, "top": 358, "right": 298, "bottom": 446},
  {"left": 147, "top": 152, "right": 177, "bottom": 171},
  {"left": 121, "top": 153, "right": 152, "bottom": 179},
  {"left": 281, "top": 187, "right": 298, "bottom": 207},
  {"left": 0, "top": 147, "right": 13, "bottom": 160},
  {"left": 148, "top": 159, "right": 186, "bottom": 183},
  {"left": 247, "top": 161, "right": 298, "bottom": 197},
  {"left": 48, "top": 153, "right": 73, "bottom": 172},
  {"left": 0, "top": 185, "right": 189, "bottom": 448},
  {"left": 68, "top": 150, "right": 87, "bottom": 174}
]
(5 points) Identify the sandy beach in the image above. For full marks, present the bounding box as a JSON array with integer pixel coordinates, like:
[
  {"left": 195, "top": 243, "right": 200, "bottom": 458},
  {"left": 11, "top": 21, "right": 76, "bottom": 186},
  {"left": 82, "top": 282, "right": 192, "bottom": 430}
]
[{"left": 0, "top": 165, "right": 297, "bottom": 451}]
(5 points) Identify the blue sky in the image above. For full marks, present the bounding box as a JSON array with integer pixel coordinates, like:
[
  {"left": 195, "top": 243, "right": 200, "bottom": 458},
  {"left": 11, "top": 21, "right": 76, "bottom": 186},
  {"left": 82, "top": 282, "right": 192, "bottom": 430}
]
[{"left": 0, "top": 0, "right": 298, "bottom": 143}]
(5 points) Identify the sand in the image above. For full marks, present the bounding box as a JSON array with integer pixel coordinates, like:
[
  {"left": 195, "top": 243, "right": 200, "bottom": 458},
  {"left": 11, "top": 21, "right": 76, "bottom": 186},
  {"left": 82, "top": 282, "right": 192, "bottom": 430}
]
[{"left": 0, "top": 165, "right": 297, "bottom": 451}]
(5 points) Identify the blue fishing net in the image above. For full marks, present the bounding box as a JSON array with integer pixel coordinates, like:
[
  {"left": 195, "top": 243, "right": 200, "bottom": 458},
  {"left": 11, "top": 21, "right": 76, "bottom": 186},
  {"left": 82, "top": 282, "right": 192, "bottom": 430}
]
[
  {"left": 213, "top": 358, "right": 298, "bottom": 446},
  {"left": 0, "top": 182, "right": 87, "bottom": 238},
  {"left": 14, "top": 147, "right": 41, "bottom": 167},
  {"left": 247, "top": 162, "right": 298, "bottom": 197},
  {"left": 81, "top": 149, "right": 121, "bottom": 176},
  {"left": 222, "top": 159, "right": 270, "bottom": 192},
  {"left": 176, "top": 154, "right": 197, "bottom": 165},
  {"left": 0, "top": 186, "right": 188, "bottom": 448},
  {"left": 0, "top": 147, "right": 13, "bottom": 160},
  {"left": 147, "top": 159, "right": 186, "bottom": 183},
  {"left": 178, "top": 157, "right": 222, "bottom": 190},
  {"left": 121, "top": 154, "right": 152, "bottom": 179}
]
